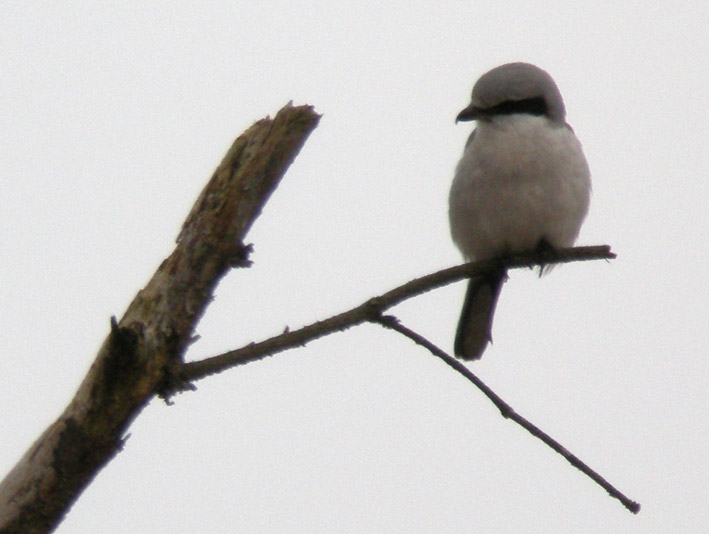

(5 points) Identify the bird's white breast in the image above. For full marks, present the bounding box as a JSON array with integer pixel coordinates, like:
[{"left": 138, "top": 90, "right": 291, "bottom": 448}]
[{"left": 449, "top": 114, "right": 591, "bottom": 260}]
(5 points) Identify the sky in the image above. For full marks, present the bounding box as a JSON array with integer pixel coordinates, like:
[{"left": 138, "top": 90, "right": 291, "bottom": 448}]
[{"left": 1, "top": 2, "right": 707, "bottom": 533}]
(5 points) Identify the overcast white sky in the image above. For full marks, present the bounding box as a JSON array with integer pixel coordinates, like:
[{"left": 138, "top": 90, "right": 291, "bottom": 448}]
[{"left": 1, "top": 2, "right": 707, "bottom": 533}]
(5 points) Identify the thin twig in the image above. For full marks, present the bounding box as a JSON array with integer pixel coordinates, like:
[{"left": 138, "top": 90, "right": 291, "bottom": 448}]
[
  {"left": 180, "top": 245, "right": 615, "bottom": 382},
  {"left": 374, "top": 314, "right": 641, "bottom": 515}
]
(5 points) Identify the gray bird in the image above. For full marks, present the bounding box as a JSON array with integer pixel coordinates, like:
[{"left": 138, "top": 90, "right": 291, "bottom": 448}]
[{"left": 449, "top": 62, "right": 591, "bottom": 360}]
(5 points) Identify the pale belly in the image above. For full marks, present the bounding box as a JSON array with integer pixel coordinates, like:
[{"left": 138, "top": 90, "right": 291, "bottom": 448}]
[{"left": 449, "top": 115, "right": 591, "bottom": 260}]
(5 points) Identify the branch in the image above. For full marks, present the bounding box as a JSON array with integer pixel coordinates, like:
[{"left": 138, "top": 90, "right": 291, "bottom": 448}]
[
  {"left": 180, "top": 245, "right": 615, "bottom": 381},
  {"left": 0, "top": 96, "right": 622, "bottom": 532},
  {"left": 0, "top": 103, "right": 321, "bottom": 534},
  {"left": 178, "top": 244, "right": 638, "bottom": 514},
  {"left": 375, "top": 314, "right": 641, "bottom": 514}
]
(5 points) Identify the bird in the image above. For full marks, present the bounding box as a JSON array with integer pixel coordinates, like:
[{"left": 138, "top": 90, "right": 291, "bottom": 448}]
[{"left": 449, "top": 62, "right": 591, "bottom": 360}]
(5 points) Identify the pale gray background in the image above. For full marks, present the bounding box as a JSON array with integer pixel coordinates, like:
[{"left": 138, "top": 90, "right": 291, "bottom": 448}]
[{"left": 1, "top": 2, "right": 707, "bottom": 533}]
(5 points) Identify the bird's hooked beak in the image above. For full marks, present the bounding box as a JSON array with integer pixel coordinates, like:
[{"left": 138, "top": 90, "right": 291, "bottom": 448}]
[{"left": 456, "top": 102, "right": 479, "bottom": 123}]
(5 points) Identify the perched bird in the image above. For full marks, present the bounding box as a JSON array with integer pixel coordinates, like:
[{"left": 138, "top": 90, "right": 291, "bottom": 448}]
[{"left": 449, "top": 62, "right": 591, "bottom": 360}]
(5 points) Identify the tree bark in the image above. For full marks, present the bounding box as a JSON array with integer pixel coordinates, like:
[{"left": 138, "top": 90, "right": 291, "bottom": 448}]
[{"left": 0, "top": 103, "right": 320, "bottom": 533}]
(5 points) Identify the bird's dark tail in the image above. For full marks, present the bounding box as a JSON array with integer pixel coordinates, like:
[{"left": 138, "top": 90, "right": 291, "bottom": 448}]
[{"left": 454, "top": 268, "right": 507, "bottom": 360}]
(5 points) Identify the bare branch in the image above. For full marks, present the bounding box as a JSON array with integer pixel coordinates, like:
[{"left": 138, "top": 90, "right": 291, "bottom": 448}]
[
  {"left": 180, "top": 245, "right": 615, "bottom": 382},
  {"left": 0, "top": 95, "right": 626, "bottom": 532},
  {"left": 375, "top": 314, "right": 640, "bottom": 514},
  {"left": 0, "top": 103, "right": 321, "bottom": 534},
  {"left": 176, "top": 243, "right": 639, "bottom": 514}
]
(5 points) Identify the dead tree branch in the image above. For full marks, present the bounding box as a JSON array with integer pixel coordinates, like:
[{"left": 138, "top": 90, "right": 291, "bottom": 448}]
[
  {"left": 177, "top": 241, "right": 638, "bottom": 514},
  {"left": 0, "top": 103, "right": 321, "bottom": 534},
  {"left": 0, "top": 98, "right": 634, "bottom": 534}
]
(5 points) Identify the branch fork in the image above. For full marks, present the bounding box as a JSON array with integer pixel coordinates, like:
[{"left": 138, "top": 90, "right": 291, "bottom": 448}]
[{"left": 0, "top": 102, "right": 638, "bottom": 534}]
